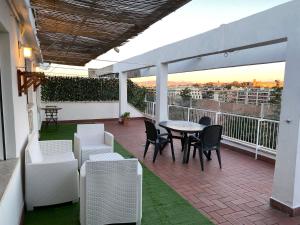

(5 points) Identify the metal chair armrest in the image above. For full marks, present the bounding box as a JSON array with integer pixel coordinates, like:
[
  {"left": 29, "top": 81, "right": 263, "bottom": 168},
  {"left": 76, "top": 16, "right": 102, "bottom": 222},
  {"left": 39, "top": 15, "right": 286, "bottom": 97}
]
[{"left": 158, "top": 133, "right": 169, "bottom": 137}]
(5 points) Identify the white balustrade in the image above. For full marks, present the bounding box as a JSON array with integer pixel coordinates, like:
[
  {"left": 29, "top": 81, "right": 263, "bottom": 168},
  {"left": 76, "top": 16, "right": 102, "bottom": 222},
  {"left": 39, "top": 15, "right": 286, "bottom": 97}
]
[{"left": 144, "top": 101, "right": 279, "bottom": 156}]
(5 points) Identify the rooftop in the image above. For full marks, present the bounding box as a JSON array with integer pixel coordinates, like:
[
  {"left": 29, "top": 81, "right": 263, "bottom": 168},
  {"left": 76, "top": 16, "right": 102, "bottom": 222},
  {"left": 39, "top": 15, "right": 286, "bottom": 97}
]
[
  {"left": 26, "top": 120, "right": 300, "bottom": 225},
  {"left": 1, "top": 1, "right": 300, "bottom": 225}
]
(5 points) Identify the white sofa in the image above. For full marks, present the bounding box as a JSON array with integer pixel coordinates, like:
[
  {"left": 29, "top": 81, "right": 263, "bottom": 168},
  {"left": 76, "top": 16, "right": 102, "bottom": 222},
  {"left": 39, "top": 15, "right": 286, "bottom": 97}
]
[
  {"left": 25, "top": 133, "right": 79, "bottom": 211},
  {"left": 74, "top": 124, "right": 114, "bottom": 167},
  {"left": 80, "top": 153, "right": 142, "bottom": 225}
]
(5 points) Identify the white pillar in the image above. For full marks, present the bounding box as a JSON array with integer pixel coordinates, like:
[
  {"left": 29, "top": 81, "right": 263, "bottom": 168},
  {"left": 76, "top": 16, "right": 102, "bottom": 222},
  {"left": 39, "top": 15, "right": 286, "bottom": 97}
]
[
  {"left": 271, "top": 31, "right": 300, "bottom": 216},
  {"left": 245, "top": 89, "right": 249, "bottom": 104},
  {"left": 155, "top": 63, "right": 168, "bottom": 122},
  {"left": 119, "top": 72, "right": 127, "bottom": 117}
]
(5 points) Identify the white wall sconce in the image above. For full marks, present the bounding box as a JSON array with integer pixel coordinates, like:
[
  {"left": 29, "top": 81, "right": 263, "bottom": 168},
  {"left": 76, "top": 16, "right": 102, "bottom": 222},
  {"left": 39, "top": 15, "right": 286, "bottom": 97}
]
[{"left": 23, "top": 47, "right": 32, "bottom": 59}]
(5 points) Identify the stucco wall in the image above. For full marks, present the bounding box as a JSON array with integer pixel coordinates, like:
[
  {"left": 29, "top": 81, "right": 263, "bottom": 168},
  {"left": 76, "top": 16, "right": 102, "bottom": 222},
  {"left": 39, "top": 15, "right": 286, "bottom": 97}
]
[
  {"left": 0, "top": 0, "right": 39, "bottom": 224},
  {"left": 0, "top": 0, "right": 30, "bottom": 159},
  {"left": 40, "top": 101, "right": 143, "bottom": 121}
]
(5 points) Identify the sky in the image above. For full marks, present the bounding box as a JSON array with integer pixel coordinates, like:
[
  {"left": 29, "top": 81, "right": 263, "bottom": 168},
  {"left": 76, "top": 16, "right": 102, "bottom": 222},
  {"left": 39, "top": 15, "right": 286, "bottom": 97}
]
[
  {"left": 41, "top": 0, "right": 291, "bottom": 82},
  {"left": 131, "top": 62, "right": 286, "bottom": 83}
]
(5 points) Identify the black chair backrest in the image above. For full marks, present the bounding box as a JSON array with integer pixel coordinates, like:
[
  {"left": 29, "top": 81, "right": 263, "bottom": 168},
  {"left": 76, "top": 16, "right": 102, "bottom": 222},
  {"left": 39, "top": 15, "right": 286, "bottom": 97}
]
[
  {"left": 199, "top": 116, "right": 211, "bottom": 126},
  {"left": 201, "top": 125, "right": 222, "bottom": 148},
  {"left": 144, "top": 119, "right": 158, "bottom": 142}
]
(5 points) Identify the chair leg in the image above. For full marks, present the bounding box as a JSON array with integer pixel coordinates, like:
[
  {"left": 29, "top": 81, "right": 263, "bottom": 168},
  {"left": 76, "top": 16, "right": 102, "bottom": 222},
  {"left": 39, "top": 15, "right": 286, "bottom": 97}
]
[
  {"left": 203, "top": 151, "right": 212, "bottom": 160},
  {"left": 207, "top": 151, "right": 212, "bottom": 160},
  {"left": 198, "top": 149, "right": 204, "bottom": 171},
  {"left": 216, "top": 148, "right": 222, "bottom": 169},
  {"left": 187, "top": 139, "right": 193, "bottom": 161},
  {"left": 181, "top": 138, "right": 184, "bottom": 152},
  {"left": 144, "top": 140, "right": 150, "bottom": 158},
  {"left": 186, "top": 144, "right": 191, "bottom": 164},
  {"left": 188, "top": 138, "right": 191, "bottom": 154},
  {"left": 160, "top": 142, "right": 168, "bottom": 153},
  {"left": 169, "top": 137, "right": 175, "bottom": 162},
  {"left": 153, "top": 143, "right": 160, "bottom": 163},
  {"left": 193, "top": 145, "right": 197, "bottom": 158}
]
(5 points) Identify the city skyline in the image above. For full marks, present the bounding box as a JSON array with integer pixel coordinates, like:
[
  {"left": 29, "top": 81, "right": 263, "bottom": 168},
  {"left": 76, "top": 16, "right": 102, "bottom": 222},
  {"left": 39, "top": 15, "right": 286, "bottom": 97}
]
[{"left": 132, "top": 62, "right": 285, "bottom": 84}]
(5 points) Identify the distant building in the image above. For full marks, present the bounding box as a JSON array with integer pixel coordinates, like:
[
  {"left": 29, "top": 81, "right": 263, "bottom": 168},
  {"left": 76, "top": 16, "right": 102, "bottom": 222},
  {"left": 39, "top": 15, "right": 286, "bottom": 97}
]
[
  {"left": 166, "top": 86, "right": 275, "bottom": 105},
  {"left": 168, "top": 87, "right": 203, "bottom": 99},
  {"left": 217, "top": 88, "right": 272, "bottom": 105}
]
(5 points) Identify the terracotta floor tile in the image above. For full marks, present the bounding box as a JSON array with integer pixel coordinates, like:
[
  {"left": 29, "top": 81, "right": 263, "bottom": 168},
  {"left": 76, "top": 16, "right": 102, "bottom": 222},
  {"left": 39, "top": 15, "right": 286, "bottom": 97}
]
[{"left": 101, "top": 119, "right": 300, "bottom": 225}]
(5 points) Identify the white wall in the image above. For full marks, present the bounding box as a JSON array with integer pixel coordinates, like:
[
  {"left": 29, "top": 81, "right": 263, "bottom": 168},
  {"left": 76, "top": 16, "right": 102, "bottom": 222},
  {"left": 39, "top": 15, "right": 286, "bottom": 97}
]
[
  {"left": 0, "top": 0, "right": 40, "bottom": 224},
  {"left": 40, "top": 102, "right": 143, "bottom": 121},
  {"left": 0, "top": 0, "right": 30, "bottom": 158},
  {"left": 0, "top": 160, "right": 24, "bottom": 225}
]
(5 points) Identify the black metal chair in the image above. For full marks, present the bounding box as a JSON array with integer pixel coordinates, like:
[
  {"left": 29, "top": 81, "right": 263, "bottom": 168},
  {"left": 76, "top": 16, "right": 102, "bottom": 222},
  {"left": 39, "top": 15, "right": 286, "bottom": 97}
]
[
  {"left": 144, "top": 119, "right": 175, "bottom": 163},
  {"left": 187, "top": 116, "right": 212, "bottom": 159},
  {"left": 194, "top": 125, "right": 223, "bottom": 171}
]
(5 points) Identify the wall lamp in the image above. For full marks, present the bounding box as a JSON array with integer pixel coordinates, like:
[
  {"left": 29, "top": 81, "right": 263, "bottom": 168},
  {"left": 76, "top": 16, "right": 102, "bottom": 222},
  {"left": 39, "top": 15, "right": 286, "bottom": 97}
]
[
  {"left": 18, "top": 41, "right": 33, "bottom": 59},
  {"left": 23, "top": 47, "right": 32, "bottom": 59}
]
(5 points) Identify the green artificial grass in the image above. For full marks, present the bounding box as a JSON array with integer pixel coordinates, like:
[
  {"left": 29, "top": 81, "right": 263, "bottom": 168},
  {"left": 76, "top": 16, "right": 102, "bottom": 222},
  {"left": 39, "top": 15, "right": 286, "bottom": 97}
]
[{"left": 26, "top": 124, "right": 213, "bottom": 225}]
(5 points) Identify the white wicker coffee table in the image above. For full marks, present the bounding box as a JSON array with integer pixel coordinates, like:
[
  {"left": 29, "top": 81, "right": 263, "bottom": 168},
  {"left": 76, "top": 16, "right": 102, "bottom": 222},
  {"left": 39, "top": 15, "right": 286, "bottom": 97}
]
[{"left": 89, "top": 152, "right": 124, "bottom": 161}]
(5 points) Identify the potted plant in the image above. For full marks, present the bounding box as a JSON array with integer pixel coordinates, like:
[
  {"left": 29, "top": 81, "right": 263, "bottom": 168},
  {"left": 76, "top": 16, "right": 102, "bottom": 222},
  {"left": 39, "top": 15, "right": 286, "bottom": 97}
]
[{"left": 119, "top": 112, "right": 130, "bottom": 126}]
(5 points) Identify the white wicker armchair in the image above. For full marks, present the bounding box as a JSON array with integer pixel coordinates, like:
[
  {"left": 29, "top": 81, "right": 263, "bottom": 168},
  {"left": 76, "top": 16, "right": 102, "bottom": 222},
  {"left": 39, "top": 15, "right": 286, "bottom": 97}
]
[
  {"left": 80, "top": 153, "right": 142, "bottom": 225},
  {"left": 25, "top": 133, "right": 79, "bottom": 211},
  {"left": 74, "top": 124, "right": 114, "bottom": 167}
]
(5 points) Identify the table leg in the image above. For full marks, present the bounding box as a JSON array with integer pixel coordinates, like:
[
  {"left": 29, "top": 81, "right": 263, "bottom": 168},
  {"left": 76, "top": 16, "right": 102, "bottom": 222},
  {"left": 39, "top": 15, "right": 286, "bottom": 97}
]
[
  {"left": 182, "top": 133, "right": 189, "bottom": 164},
  {"left": 167, "top": 129, "right": 176, "bottom": 162}
]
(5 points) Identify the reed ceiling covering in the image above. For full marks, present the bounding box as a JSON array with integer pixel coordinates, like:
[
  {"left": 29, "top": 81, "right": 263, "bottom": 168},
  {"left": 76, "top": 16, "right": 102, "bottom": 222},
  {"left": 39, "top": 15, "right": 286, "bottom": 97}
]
[{"left": 30, "top": 0, "right": 191, "bottom": 66}]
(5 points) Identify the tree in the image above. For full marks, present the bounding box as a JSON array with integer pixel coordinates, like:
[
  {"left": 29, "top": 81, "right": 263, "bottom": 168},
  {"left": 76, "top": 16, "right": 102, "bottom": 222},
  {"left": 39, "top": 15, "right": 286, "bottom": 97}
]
[
  {"left": 269, "top": 87, "right": 282, "bottom": 104},
  {"left": 179, "top": 87, "right": 192, "bottom": 99}
]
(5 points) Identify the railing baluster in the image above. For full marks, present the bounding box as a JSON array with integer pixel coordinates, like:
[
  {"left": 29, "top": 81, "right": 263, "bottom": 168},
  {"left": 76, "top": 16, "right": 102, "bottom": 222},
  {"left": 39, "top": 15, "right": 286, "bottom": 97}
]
[{"left": 255, "top": 119, "right": 261, "bottom": 159}]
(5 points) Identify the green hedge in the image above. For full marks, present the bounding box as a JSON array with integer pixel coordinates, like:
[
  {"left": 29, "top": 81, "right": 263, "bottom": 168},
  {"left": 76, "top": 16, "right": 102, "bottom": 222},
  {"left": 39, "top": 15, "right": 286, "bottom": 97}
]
[{"left": 41, "top": 76, "right": 147, "bottom": 111}]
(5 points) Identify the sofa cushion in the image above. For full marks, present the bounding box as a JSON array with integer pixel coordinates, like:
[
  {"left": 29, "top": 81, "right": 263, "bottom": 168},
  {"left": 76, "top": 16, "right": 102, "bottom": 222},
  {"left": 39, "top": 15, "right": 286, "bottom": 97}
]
[
  {"left": 81, "top": 144, "right": 113, "bottom": 152},
  {"left": 77, "top": 124, "right": 105, "bottom": 146},
  {"left": 43, "top": 152, "right": 75, "bottom": 163}
]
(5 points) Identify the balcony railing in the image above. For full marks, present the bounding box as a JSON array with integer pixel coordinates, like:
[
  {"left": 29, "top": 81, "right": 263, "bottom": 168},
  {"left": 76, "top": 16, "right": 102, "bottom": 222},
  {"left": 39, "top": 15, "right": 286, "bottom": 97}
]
[{"left": 144, "top": 101, "right": 279, "bottom": 157}]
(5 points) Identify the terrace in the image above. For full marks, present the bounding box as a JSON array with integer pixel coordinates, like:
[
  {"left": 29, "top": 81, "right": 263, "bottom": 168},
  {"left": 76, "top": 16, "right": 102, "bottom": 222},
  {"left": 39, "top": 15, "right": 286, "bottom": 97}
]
[
  {"left": 1, "top": 1, "right": 300, "bottom": 225},
  {"left": 26, "top": 120, "right": 300, "bottom": 225}
]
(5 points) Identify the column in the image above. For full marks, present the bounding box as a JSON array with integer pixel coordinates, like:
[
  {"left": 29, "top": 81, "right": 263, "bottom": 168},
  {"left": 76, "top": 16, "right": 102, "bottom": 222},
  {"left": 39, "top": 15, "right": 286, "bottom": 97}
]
[
  {"left": 118, "top": 72, "right": 127, "bottom": 117},
  {"left": 271, "top": 30, "right": 300, "bottom": 216},
  {"left": 155, "top": 63, "right": 168, "bottom": 122},
  {"left": 245, "top": 89, "right": 249, "bottom": 104}
]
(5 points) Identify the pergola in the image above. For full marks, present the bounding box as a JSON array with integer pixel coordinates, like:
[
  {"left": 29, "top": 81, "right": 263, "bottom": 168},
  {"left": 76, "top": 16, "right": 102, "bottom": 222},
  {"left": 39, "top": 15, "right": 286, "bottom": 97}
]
[
  {"left": 30, "top": 0, "right": 191, "bottom": 66},
  {"left": 104, "top": 0, "right": 300, "bottom": 216}
]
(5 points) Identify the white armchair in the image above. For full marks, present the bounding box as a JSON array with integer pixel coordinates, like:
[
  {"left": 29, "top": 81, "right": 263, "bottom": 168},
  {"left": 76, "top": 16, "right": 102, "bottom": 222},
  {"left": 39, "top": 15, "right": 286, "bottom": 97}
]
[
  {"left": 74, "top": 124, "right": 114, "bottom": 166},
  {"left": 25, "top": 133, "right": 79, "bottom": 211},
  {"left": 80, "top": 153, "right": 142, "bottom": 225}
]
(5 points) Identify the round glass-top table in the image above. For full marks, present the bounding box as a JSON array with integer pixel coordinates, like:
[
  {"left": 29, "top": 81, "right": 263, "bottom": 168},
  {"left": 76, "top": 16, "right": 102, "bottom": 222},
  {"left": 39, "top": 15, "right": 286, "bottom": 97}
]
[{"left": 159, "top": 120, "right": 206, "bottom": 163}]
